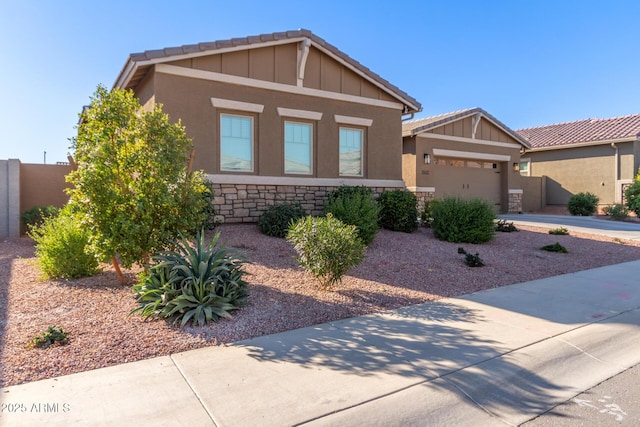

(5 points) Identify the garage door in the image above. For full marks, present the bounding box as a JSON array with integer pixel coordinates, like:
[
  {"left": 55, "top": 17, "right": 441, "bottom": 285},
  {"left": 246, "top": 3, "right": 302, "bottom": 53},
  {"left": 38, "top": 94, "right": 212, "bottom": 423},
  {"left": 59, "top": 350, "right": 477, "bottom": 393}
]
[{"left": 434, "top": 158, "right": 502, "bottom": 210}]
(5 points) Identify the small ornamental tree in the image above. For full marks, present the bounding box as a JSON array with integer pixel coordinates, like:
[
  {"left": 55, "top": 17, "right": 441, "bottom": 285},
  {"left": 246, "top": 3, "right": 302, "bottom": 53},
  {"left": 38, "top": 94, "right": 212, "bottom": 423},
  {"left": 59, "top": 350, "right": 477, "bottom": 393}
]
[
  {"left": 66, "top": 85, "right": 208, "bottom": 284},
  {"left": 625, "top": 170, "right": 640, "bottom": 217}
]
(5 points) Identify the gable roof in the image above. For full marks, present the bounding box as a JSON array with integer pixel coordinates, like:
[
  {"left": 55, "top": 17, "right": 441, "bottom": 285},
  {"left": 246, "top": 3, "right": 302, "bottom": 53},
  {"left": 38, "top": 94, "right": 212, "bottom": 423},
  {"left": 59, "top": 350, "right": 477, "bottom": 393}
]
[
  {"left": 516, "top": 114, "right": 640, "bottom": 150},
  {"left": 403, "top": 107, "right": 530, "bottom": 148},
  {"left": 114, "top": 29, "right": 421, "bottom": 114}
]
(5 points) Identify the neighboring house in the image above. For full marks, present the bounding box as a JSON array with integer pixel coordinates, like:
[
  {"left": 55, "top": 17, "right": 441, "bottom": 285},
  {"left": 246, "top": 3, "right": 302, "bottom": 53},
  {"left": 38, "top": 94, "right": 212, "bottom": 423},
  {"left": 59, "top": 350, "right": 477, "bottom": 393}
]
[
  {"left": 402, "top": 108, "right": 530, "bottom": 213},
  {"left": 113, "top": 29, "right": 421, "bottom": 223},
  {"left": 517, "top": 114, "right": 640, "bottom": 207}
]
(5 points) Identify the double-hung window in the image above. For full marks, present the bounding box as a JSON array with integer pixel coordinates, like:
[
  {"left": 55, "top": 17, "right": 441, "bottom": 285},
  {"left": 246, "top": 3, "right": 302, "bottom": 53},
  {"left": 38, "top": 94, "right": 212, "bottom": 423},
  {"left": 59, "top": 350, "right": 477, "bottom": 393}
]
[
  {"left": 339, "top": 127, "right": 363, "bottom": 176},
  {"left": 220, "top": 114, "right": 253, "bottom": 172},
  {"left": 284, "top": 121, "right": 312, "bottom": 175}
]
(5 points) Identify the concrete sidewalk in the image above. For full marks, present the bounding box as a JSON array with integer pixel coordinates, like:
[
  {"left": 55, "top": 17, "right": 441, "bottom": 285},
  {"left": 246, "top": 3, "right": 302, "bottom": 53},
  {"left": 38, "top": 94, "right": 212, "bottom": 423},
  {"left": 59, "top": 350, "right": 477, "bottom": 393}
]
[{"left": 1, "top": 261, "right": 640, "bottom": 426}]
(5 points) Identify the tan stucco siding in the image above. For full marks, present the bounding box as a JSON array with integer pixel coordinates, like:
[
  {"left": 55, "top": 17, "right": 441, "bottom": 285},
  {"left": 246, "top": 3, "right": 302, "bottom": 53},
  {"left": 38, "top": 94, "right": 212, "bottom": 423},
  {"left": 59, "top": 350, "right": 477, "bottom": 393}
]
[
  {"left": 135, "top": 70, "right": 155, "bottom": 111},
  {"left": 152, "top": 72, "right": 403, "bottom": 181},
  {"left": 528, "top": 144, "right": 621, "bottom": 205},
  {"left": 427, "top": 117, "right": 520, "bottom": 145},
  {"left": 402, "top": 137, "right": 417, "bottom": 188}
]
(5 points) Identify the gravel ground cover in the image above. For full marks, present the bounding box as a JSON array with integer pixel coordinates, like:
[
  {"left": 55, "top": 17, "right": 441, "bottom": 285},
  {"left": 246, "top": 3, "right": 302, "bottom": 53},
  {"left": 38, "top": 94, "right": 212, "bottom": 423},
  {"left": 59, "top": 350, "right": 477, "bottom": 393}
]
[{"left": 1, "top": 223, "right": 639, "bottom": 388}]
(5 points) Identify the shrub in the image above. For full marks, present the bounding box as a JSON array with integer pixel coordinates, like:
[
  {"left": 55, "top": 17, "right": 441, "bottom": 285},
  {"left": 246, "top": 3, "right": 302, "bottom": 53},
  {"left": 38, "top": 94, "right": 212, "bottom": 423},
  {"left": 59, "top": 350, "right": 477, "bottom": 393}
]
[
  {"left": 28, "top": 204, "right": 100, "bottom": 280},
  {"left": 325, "top": 188, "right": 379, "bottom": 245},
  {"left": 420, "top": 199, "right": 440, "bottom": 228},
  {"left": 457, "top": 247, "right": 484, "bottom": 267},
  {"left": 567, "top": 192, "right": 599, "bottom": 216},
  {"left": 625, "top": 177, "right": 640, "bottom": 216},
  {"left": 495, "top": 219, "right": 518, "bottom": 232},
  {"left": 30, "top": 326, "right": 69, "bottom": 349},
  {"left": 286, "top": 214, "right": 365, "bottom": 290},
  {"left": 198, "top": 180, "right": 220, "bottom": 230},
  {"left": 328, "top": 185, "right": 373, "bottom": 202},
  {"left": 603, "top": 204, "right": 629, "bottom": 221},
  {"left": 541, "top": 242, "right": 568, "bottom": 253},
  {"left": 131, "top": 229, "right": 249, "bottom": 327},
  {"left": 431, "top": 197, "right": 496, "bottom": 243},
  {"left": 377, "top": 190, "right": 418, "bottom": 233},
  {"left": 549, "top": 227, "right": 569, "bottom": 235},
  {"left": 20, "top": 205, "right": 59, "bottom": 231},
  {"left": 258, "top": 204, "right": 306, "bottom": 238}
]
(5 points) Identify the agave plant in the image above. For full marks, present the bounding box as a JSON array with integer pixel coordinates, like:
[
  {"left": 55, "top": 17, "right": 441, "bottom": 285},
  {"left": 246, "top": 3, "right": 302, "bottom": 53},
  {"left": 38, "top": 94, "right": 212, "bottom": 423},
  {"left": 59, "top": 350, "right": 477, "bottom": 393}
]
[{"left": 131, "top": 229, "right": 249, "bottom": 327}]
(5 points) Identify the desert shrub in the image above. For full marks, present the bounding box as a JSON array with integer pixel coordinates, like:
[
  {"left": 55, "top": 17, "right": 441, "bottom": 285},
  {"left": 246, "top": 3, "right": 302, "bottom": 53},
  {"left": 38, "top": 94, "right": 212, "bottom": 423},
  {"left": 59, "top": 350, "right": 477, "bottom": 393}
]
[
  {"left": 420, "top": 199, "right": 440, "bottom": 228},
  {"left": 548, "top": 227, "right": 569, "bottom": 235},
  {"left": 431, "top": 197, "right": 496, "bottom": 244},
  {"left": 28, "top": 204, "right": 100, "bottom": 279},
  {"left": 198, "top": 180, "right": 220, "bottom": 230},
  {"left": 625, "top": 177, "right": 640, "bottom": 216},
  {"left": 603, "top": 204, "right": 629, "bottom": 221},
  {"left": 31, "top": 326, "right": 69, "bottom": 349},
  {"left": 20, "top": 205, "right": 59, "bottom": 231},
  {"left": 286, "top": 214, "right": 365, "bottom": 290},
  {"left": 131, "top": 229, "right": 249, "bottom": 327},
  {"left": 457, "top": 247, "right": 484, "bottom": 267},
  {"left": 541, "top": 242, "right": 568, "bottom": 253},
  {"left": 495, "top": 219, "right": 518, "bottom": 232},
  {"left": 258, "top": 204, "right": 306, "bottom": 238},
  {"left": 327, "top": 185, "right": 373, "bottom": 202},
  {"left": 377, "top": 190, "right": 418, "bottom": 233},
  {"left": 325, "top": 188, "right": 379, "bottom": 245},
  {"left": 567, "top": 192, "right": 599, "bottom": 216}
]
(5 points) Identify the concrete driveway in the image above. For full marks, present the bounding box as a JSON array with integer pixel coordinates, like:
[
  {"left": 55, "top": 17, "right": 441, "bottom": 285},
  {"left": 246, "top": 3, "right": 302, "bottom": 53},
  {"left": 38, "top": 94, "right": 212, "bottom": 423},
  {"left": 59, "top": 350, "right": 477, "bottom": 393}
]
[{"left": 499, "top": 214, "right": 640, "bottom": 241}]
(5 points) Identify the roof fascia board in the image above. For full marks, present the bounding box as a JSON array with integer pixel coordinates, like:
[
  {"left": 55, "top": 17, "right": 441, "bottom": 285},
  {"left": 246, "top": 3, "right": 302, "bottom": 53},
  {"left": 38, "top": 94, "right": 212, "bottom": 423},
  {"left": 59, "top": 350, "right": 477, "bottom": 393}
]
[
  {"left": 309, "top": 41, "right": 420, "bottom": 112},
  {"left": 415, "top": 132, "right": 522, "bottom": 149},
  {"left": 156, "top": 64, "right": 405, "bottom": 110},
  {"left": 526, "top": 136, "right": 636, "bottom": 152}
]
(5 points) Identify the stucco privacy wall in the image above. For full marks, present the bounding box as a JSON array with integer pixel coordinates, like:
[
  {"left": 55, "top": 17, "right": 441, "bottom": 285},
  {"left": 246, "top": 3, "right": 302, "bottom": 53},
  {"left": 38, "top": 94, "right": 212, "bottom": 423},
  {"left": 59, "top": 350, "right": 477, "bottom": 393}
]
[{"left": 0, "top": 159, "right": 20, "bottom": 237}]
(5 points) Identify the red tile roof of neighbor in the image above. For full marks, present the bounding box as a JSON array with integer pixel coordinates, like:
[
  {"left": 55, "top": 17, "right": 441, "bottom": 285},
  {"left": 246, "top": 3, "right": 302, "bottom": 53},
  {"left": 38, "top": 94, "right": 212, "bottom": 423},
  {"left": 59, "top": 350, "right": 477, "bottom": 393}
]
[
  {"left": 516, "top": 114, "right": 640, "bottom": 149},
  {"left": 115, "top": 29, "right": 421, "bottom": 113}
]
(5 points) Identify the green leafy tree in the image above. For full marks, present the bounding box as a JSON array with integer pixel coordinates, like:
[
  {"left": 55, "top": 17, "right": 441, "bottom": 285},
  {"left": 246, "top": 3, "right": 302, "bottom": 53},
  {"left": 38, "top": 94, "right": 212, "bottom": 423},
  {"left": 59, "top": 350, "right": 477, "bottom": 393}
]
[
  {"left": 625, "top": 170, "right": 640, "bottom": 217},
  {"left": 66, "top": 85, "right": 208, "bottom": 283}
]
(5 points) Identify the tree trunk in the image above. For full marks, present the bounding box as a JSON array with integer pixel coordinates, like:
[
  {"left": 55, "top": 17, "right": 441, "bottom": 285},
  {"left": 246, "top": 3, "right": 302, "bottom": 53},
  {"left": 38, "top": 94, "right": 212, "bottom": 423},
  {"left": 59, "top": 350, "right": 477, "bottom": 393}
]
[{"left": 111, "top": 257, "right": 127, "bottom": 285}]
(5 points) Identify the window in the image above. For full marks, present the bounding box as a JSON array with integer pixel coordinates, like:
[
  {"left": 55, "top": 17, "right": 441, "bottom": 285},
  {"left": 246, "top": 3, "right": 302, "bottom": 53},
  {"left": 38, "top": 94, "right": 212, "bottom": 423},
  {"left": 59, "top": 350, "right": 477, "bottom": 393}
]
[
  {"left": 284, "top": 122, "right": 313, "bottom": 174},
  {"left": 519, "top": 160, "right": 530, "bottom": 176},
  {"left": 220, "top": 114, "right": 253, "bottom": 172},
  {"left": 339, "top": 127, "right": 363, "bottom": 176}
]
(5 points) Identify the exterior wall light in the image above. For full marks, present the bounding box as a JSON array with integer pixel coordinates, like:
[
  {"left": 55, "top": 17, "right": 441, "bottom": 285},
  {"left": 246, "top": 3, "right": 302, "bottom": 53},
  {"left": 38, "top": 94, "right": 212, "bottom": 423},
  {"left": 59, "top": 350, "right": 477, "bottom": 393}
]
[
  {"left": 424, "top": 153, "right": 431, "bottom": 164},
  {"left": 513, "top": 162, "right": 520, "bottom": 172}
]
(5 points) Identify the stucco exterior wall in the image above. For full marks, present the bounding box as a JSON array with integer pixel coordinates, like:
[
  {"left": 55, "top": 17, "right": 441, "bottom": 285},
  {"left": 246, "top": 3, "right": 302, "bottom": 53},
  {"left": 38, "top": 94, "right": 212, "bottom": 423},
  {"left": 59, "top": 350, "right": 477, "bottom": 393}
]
[
  {"left": 153, "top": 71, "right": 404, "bottom": 181},
  {"left": 527, "top": 142, "right": 632, "bottom": 205}
]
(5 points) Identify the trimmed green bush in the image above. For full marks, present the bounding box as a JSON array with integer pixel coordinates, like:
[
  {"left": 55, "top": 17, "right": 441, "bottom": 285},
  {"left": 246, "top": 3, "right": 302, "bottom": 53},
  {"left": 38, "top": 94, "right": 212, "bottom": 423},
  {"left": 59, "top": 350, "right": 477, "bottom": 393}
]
[
  {"left": 325, "top": 187, "right": 379, "bottom": 245},
  {"left": 541, "top": 242, "right": 568, "bottom": 253},
  {"left": 567, "top": 192, "right": 599, "bottom": 216},
  {"left": 549, "top": 227, "right": 569, "bottom": 235},
  {"left": 286, "top": 214, "right": 365, "bottom": 290},
  {"left": 377, "top": 190, "right": 418, "bottom": 233},
  {"left": 28, "top": 204, "right": 100, "bottom": 279},
  {"left": 20, "top": 205, "right": 59, "bottom": 231},
  {"left": 603, "top": 204, "right": 629, "bottom": 221},
  {"left": 258, "top": 204, "right": 306, "bottom": 238},
  {"left": 624, "top": 177, "right": 640, "bottom": 217},
  {"left": 198, "top": 180, "right": 220, "bottom": 230},
  {"left": 327, "top": 185, "right": 373, "bottom": 202},
  {"left": 495, "top": 219, "right": 518, "bottom": 232},
  {"left": 131, "top": 229, "right": 249, "bottom": 327},
  {"left": 420, "top": 199, "right": 440, "bottom": 228},
  {"left": 431, "top": 197, "right": 496, "bottom": 244}
]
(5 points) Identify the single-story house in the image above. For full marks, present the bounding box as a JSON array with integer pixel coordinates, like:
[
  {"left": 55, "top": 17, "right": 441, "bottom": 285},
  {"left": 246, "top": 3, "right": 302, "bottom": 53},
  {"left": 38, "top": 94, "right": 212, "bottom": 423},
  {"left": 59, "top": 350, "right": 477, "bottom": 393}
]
[
  {"left": 113, "top": 29, "right": 421, "bottom": 222},
  {"left": 402, "top": 108, "right": 530, "bottom": 213},
  {"left": 517, "top": 114, "right": 640, "bottom": 207}
]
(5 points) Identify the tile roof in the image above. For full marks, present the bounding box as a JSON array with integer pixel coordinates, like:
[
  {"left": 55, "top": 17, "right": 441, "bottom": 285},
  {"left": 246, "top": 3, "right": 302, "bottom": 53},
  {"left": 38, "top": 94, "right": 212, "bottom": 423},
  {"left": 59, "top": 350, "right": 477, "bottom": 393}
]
[
  {"left": 403, "top": 107, "right": 530, "bottom": 148},
  {"left": 115, "top": 29, "right": 421, "bottom": 113},
  {"left": 516, "top": 114, "right": 640, "bottom": 149}
]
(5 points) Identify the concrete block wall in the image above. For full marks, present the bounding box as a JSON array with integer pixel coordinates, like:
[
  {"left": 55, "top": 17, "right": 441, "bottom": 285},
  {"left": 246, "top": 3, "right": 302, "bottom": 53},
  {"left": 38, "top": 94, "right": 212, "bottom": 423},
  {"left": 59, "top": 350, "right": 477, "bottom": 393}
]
[{"left": 0, "top": 159, "right": 21, "bottom": 238}]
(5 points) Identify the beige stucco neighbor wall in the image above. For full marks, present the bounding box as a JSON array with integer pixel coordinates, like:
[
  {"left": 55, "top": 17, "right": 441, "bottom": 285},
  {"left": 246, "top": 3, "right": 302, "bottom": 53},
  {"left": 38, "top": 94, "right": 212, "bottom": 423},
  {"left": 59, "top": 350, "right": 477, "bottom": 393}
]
[
  {"left": 19, "top": 163, "right": 72, "bottom": 234},
  {"left": 521, "top": 176, "right": 547, "bottom": 212},
  {"left": 527, "top": 142, "right": 633, "bottom": 206}
]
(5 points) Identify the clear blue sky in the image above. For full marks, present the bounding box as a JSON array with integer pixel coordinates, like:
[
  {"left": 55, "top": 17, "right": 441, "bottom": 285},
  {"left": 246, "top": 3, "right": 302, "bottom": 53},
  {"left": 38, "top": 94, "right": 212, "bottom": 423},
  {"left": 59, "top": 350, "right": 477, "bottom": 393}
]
[{"left": 2, "top": 0, "right": 638, "bottom": 164}]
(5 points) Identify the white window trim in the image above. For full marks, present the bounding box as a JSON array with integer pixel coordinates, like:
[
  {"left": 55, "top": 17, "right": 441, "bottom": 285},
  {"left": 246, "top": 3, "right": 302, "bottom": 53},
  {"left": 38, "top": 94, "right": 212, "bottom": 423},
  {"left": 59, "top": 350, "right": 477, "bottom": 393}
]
[
  {"left": 284, "top": 121, "right": 313, "bottom": 175},
  {"left": 211, "top": 98, "right": 264, "bottom": 113},
  {"left": 334, "top": 114, "right": 373, "bottom": 127},
  {"left": 220, "top": 113, "right": 254, "bottom": 173},
  {"left": 277, "top": 107, "right": 323, "bottom": 121},
  {"left": 339, "top": 126, "right": 364, "bottom": 177},
  {"left": 519, "top": 157, "right": 531, "bottom": 176}
]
